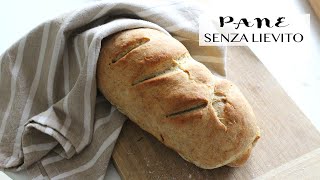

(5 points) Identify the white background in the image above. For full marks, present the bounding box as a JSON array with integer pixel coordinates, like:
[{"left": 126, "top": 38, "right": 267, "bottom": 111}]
[{"left": 0, "top": 0, "right": 319, "bottom": 179}]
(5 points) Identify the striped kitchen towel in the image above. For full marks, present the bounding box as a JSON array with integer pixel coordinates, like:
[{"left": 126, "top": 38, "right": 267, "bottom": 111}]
[{"left": 0, "top": 0, "right": 226, "bottom": 179}]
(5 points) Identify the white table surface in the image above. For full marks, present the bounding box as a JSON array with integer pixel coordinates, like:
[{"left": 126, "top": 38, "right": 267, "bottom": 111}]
[{"left": 0, "top": 0, "right": 319, "bottom": 179}]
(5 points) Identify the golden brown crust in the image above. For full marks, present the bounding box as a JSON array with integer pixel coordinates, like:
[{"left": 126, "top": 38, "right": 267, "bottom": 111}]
[{"left": 97, "top": 28, "right": 260, "bottom": 169}]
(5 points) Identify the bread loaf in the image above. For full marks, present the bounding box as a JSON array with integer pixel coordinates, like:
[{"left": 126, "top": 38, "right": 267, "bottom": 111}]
[{"left": 97, "top": 28, "right": 260, "bottom": 169}]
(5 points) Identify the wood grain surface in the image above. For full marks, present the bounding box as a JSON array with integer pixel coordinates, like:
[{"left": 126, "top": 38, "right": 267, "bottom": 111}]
[
  {"left": 257, "top": 148, "right": 320, "bottom": 179},
  {"left": 309, "top": 0, "right": 320, "bottom": 20},
  {"left": 112, "top": 46, "right": 320, "bottom": 179}
]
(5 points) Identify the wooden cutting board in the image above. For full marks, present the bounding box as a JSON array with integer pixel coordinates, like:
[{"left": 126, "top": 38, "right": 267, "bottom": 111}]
[{"left": 112, "top": 46, "right": 320, "bottom": 179}]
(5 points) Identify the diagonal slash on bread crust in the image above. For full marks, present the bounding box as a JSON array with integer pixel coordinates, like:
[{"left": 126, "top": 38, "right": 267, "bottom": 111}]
[{"left": 112, "top": 37, "right": 150, "bottom": 63}]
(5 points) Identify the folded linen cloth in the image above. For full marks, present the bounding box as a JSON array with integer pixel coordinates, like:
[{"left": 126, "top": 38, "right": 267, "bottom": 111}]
[{"left": 0, "top": 0, "right": 226, "bottom": 179}]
